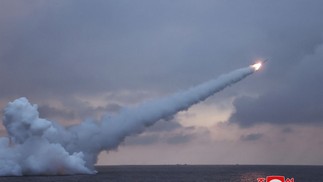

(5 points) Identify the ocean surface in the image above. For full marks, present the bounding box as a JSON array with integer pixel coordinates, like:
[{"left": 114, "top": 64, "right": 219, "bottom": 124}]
[{"left": 0, "top": 165, "right": 322, "bottom": 182}]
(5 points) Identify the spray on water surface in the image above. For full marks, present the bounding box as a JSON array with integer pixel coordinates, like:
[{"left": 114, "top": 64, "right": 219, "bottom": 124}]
[{"left": 0, "top": 65, "right": 257, "bottom": 176}]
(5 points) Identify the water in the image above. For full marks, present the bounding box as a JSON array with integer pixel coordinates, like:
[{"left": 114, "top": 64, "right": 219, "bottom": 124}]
[{"left": 0, "top": 165, "right": 322, "bottom": 182}]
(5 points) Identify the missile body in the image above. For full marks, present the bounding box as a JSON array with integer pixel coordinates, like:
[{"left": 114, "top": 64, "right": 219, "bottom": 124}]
[{"left": 262, "top": 59, "right": 269, "bottom": 64}]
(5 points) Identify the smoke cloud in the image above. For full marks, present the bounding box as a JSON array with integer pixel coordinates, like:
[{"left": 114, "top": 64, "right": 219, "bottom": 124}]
[{"left": 0, "top": 65, "right": 255, "bottom": 176}]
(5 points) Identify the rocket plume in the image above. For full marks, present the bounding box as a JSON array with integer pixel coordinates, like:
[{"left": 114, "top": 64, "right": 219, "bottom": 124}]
[{"left": 0, "top": 64, "right": 258, "bottom": 176}]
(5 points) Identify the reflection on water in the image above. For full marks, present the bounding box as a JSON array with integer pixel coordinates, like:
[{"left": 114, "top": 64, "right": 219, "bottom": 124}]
[{"left": 239, "top": 171, "right": 267, "bottom": 182}]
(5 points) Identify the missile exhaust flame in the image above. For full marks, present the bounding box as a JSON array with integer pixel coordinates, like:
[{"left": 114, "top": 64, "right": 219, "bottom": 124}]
[{"left": 251, "top": 62, "right": 262, "bottom": 71}]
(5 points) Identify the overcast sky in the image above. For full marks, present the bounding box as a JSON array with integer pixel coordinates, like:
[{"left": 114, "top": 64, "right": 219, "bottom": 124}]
[{"left": 1, "top": 0, "right": 323, "bottom": 165}]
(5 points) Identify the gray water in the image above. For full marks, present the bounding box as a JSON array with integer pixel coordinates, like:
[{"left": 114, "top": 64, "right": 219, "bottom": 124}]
[{"left": 0, "top": 165, "right": 322, "bottom": 182}]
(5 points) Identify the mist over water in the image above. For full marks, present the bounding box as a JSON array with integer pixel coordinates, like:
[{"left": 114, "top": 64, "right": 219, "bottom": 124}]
[{"left": 0, "top": 66, "right": 255, "bottom": 176}]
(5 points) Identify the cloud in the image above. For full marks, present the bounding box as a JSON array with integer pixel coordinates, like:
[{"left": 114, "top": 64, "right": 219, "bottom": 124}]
[
  {"left": 124, "top": 133, "right": 160, "bottom": 146},
  {"left": 146, "top": 120, "right": 182, "bottom": 133},
  {"left": 281, "top": 127, "right": 293, "bottom": 133},
  {"left": 123, "top": 119, "right": 182, "bottom": 146},
  {"left": 124, "top": 131, "right": 196, "bottom": 146},
  {"left": 166, "top": 133, "right": 195, "bottom": 144},
  {"left": 124, "top": 119, "right": 198, "bottom": 146},
  {"left": 38, "top": 105, "right": 75, "bottom": 120},
  {"left": 240, "top": 133, "right": 263, "bottom": 141},
  {"left": 0, "top": 0, "right": 321, "bottom": 101}
]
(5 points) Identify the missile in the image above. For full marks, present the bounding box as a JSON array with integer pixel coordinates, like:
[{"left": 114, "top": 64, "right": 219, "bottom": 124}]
[
  {"left": 251, "top": 58, "right": 268, "bottom": 71},
  {"left": 262, "top": 59, "right": 269, "bottom": 64}
]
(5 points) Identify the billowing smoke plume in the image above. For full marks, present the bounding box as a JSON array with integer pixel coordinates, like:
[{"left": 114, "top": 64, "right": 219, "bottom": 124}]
[{"left": 0, "top": 65, "right": 256, "bottom": 176}]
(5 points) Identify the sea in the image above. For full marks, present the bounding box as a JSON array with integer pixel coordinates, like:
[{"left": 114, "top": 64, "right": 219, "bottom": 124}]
[{"left": 0, "top": 165, "right": 322, "bottom": 182}]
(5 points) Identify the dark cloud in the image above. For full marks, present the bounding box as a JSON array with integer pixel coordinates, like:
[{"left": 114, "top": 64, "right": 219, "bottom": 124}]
[
  {"left": 1, "top": 0, "right": 322, "bottom": 101},
  {"left": 94, "top": 104, "right": 123, "bottom": 114},
  {"left": 38, "top": 100, "right": 122, "bottom": 124},
  {"left": 38, "top": 105, "right": 75, "bottom": 120},
  {"left": 124, "top": 119, "right": 197, "bottom": 146},
  {"left": 0, "top": 1, "right": 323, "bottom": 134},
  {"left": 124, "top": 133, "right": 160, "bottom": 146},
  {"left": 240, "top": 133, "right": 263, "bottom": 141},
  {"left": 281, "top": 127, "right": 293, "bottom": 133},
  {"left": 124, "top": 131, "right": 195, "bottom": 146},
  {"left": 166, "top": 133, "right": 195, "bottom": 145},
  {"left": 146, "top": 120, "right": 182, "bottom": 133}
]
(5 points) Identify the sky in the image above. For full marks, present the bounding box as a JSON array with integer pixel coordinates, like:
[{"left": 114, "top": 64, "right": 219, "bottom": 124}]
[{"left": 0, "top": 0, "right": 323, "bottom": 165}]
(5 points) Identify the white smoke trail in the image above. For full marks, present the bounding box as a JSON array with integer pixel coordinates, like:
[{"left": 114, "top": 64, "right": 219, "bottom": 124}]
[{"left": 0, "top": 65, "right": 256, "bottom": 176}]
